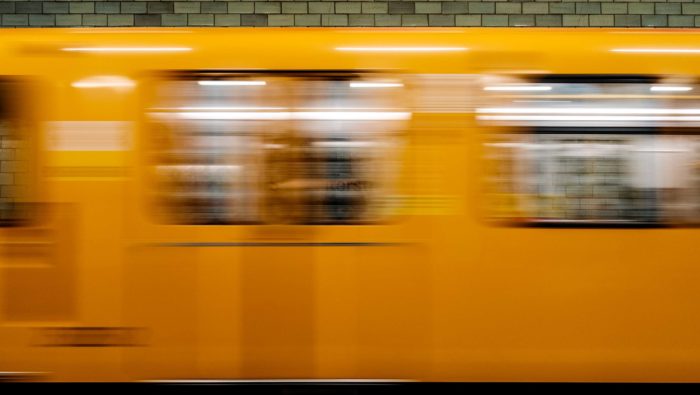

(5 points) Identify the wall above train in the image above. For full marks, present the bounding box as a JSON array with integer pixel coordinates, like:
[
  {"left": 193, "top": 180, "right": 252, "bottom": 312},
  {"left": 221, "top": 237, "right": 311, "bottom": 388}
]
[{"left": 2, "top": 0, "right": 700, "bottom": 28}]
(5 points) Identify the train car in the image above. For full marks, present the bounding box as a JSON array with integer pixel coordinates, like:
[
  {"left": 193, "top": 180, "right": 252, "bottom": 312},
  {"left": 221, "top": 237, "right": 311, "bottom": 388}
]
[{"left": 1, "top": 27, "right": 700, "bottom": 382}]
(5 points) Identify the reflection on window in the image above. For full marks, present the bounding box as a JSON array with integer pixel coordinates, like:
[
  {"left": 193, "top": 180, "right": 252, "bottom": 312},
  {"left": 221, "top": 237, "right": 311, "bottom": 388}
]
[
  {"left": 485, "top": 133, "right": 700, "bottom": 226},
  {"left": 148, "top": 73, "right": 406, "bottom": 225},
  {"left": 481, "top": 74, "right": 700, "bottom": 227}
]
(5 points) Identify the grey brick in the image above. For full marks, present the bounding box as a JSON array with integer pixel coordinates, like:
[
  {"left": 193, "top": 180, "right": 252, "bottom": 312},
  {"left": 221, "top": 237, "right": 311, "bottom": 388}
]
[
  {"left": 509, "top": 14, "right": 535, "bottom": 26},
  {"left": 349, "top": 14, "right": 374, "bottom": 25},
  {"left": 1, "top": 0, "right": 690, "bottom": 31},
  {"left": 95, "top": 2, "right": 120, "bottom": 13},
  {"left": 135, "top": 14, "right": 162, "bottom": 25},
  {"left": 188, "top": 13, "right": 214, "bottom": 25},
  {"left": 389, "top": 1, "right": 415, "bottom": 14},
  {"left": 523, "top": 2, "right": 547, "bottom": 14},
  {"left": 29, "top": 14, "right": 55, "bottom": 27},
  {"left": 643, "top": 14, "right": 668, "bottom": 26},
  {"left": 268, "top": 14, "right": 293, "bottom": 26},
  {"left": 563, "top": 14, "right": 588, "bottom": 26},
  {"left": 442, "top": 1, "right": 468, "bottom": 13},
  {"left": 1, "top": 186, "right": 17, "bottom": 198},
  {"left": 70, "top": 2, "right": 95, "bottom": 13},
  {"left": 323, "top": 14, "right": 350, "bottom": 25},
  {"left": 148, "top": 2, "right": 174, "bottom": 14},
  {"left": 415, "top": 2, "right": 441, "bottom": 13},
  {"left": 108, "top": 14, "right": 134, "bottom": 26},
  {"left": 576, "top": 2, "right": 601, "bottom": 14},
  {"left": 362, "top": 2, "right": 388, "bottom": 13},
  {"left": 401, "top": 14, "right": 427, "bottom": 25},
  {"left": 82, "top": 14, "right": 107, "bottom": 26},
  {"left": 456, "top": 14, "right": 481, "bottom": 26},
  {"left": 682, "top": 3, "right": 700, "bottom": 14},
  {"left": 295, "top": 14, "right": 321, "bottom": 25},
  {"left": 56, "top": 14, "right": 82, "bottom": 26},
  {"left": 0, "top": 150, "right": 14, "bottom": 162},
  {"left": 44, "top": 2, "right": 70, "bottom": 14},
  {"left": 214, "top": 14, "right": 240, "bottom": 26},
  {"left": 602, "top": 3, "right": 627, "bottom": 14},
  {"left": 656, "top": 3, "right": 681, "bottom": 14},
  {"left": 429, "top": 14, "right": 455, "bottom": 25},
  {"left": 201, "top": 1, "right": 227, "bottom": 13},
  {"left": 496, "top": 2, "right": 521, "bottom": 13},
  {"left": 16, "top": 3, "right": 42, "bottom": 14},
  {"left": 375, "top": 14, "right": 400, "bottom": 25},
  {"left": 309, "top": 2, "right": 333, "bottom": 13},
  {"left": 614, "top": 14, "right": 641, "bottom": 26},
  {"left": 228, "top": 2, "right": 254, "bottom": 13},
  {"left": 174, "top": 2, "right": 200, "bottom": 13},
  {"left": 629, "top": 3, "right": 654, "bottom": 14},
  {"left": 255, "top": 2, "right": 281, "bottom": 13},
  {"left": 282, "top": 2, "right": 307, "bottom": 13},
  {"left": 589, "top": 14, "right": 614, "bottom": 26},
  {"left": 121, "top": 2, "right": 147, "bottom": 13},
  {"left": 163, "top": 13, "right": 188, "bottom": 25},
  {"left": 482, "top": 14, "right": 508, "bottom": 26},
  {"left": 669, "top": 15, "right": 693, "bottom": 26},
  {"left": 0, "top": 174, "right": 13, "bottom": 186},
  {"left": 241, "top": 13, "right": 267, "bottom": 26},
  {"left": 0, "top": 3, "right": 15, "bottom": 14},
  {"left": 335, "top": 2, "right": 361, "bottom": 13},
  {"left": 549, "top": 3, "right": 574, "bottom": 14},
  {"left": 535, "top": 14, "right": 562, "bottom": 26},
  {"left": 469, "top": 2, "right": 495, "bottom": 13}
]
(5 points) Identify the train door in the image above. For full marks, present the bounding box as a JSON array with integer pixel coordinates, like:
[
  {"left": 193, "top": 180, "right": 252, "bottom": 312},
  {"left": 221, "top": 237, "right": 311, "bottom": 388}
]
[
  {"left": 125, "top": 71, "right": 419, "bottom": 380},
  {"left": 0, "top": 77, "right": 84, "bottom": 381},
  {"left": 125, "top": 72, "right": 283, "bottom": 379},
  {"left": 0, "top": 69, "right": 133, "bottom": 381}
]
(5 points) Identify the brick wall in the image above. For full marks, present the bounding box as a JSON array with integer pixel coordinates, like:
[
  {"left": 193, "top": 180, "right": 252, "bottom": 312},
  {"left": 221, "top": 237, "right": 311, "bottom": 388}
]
[{"left": 1, "top": 0, "right": 700, "bottom": 27}]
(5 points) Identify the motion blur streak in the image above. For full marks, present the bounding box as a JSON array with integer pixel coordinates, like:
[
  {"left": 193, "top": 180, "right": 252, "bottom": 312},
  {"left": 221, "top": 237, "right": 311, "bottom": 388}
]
[
  {"left": 71, "top": 76, "right": 136, "bottom": 89},
  {"left": 5, "top": 28, "right": 700, "bottom": 383}
]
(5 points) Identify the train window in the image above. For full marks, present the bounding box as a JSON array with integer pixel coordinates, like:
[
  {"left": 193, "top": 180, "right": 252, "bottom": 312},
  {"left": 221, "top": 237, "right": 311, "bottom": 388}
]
[
  {"left": 147, "top": 73, "right": 407, "bottom": 225},
  {"left": 265, "top": 77, "right": 405, "bottom": 224},
  {"left": 148, "top": 74, "right": 274, "bottom": 224},
  {"left": 479, "top": 75, "right": 700, "bottom": 226},
  {"left": 0, "top": 80, "right": 31, "bottom": 227}
]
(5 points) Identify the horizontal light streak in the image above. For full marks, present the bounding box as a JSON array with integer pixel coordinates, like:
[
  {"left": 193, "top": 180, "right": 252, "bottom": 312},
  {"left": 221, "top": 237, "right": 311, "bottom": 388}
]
[
  {"left": 477, "top": 107, "right": 700, "bottom": 115},
  {"left": 611, "top": 48, "right": 700, "bottom": 54},
  {"left": 71, "top": 76, "right": 135, "bottom": 89},
  {"left": 153, "top": 111, "right": 411, "bottom": 121},
  {"left": 484, "top": 85, "right": 552, "bottom": 92},
  {"left": 153, "top": 106, "right": 287, "bottom": 111},
  {"left": 478, "top": 115, "right": 700, "bottom": 121},
  {"left": 650, "top": 86, "right": 693, "bottom": 92},
  {"left": 349, "top": 82, "right": 404, "bottom": 88},
  {"left": 198, "top": 80, "right": 266, "bottom": 86}
]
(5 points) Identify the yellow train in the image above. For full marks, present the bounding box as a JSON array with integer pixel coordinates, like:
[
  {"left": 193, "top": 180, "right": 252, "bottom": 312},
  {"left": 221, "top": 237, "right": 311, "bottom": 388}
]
[{"left": 2, "top": 27, "right": 700, "bottom": 382}]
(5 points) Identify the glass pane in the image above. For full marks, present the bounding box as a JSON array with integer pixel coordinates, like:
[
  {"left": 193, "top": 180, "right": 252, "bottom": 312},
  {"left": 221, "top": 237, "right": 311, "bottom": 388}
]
[
  {"left": 147, "top": 73, "right": 406, "bottom": 225},
  {"left": 480, "top": 74, "right": 700, "bottom": 226}
]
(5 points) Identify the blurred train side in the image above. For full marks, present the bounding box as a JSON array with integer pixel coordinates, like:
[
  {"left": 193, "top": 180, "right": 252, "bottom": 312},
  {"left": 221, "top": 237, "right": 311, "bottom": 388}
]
[{"left": 1, "top": 28, "right": 700, "bottom": 382}]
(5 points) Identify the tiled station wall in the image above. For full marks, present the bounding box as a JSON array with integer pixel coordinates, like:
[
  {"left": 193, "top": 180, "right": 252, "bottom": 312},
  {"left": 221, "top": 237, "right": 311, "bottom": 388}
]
[{"left": 1, "top": 0, "right": 700, "bottom": 27}]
